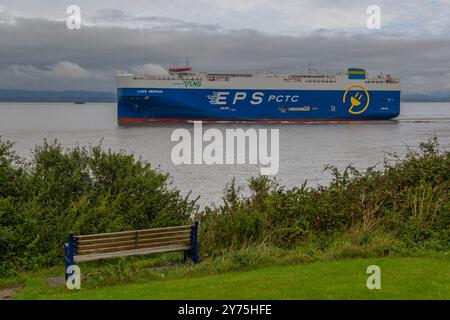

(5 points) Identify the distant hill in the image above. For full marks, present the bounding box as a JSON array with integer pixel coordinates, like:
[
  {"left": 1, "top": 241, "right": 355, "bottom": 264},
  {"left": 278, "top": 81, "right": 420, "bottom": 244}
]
[
  {"left": 0, "top": 89, "right": 449, "bottom": 103},
  {"left": 402, "top": 93, "right": 450, "bottom": 102},
  {"left": 0, "top": 90, "right": 116, "bottom": 102}
]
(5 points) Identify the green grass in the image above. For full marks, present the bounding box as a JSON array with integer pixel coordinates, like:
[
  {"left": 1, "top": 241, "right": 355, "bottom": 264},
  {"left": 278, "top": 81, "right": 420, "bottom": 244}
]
[{"left": 13, "top": 256, "right": 450, "bottom": 300}]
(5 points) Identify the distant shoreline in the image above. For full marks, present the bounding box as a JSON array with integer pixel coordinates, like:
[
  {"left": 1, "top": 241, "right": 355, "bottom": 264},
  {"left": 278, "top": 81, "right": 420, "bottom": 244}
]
[
  {"left": 401, "top": 99, "right": 450, "bottom": 102},
  {"left": 2, "top": 99, "right": 450, "bottom": 103},
  {"left": 0, "top": 89, "right": 116, "bottom": 103},
  {"left": 0, "top": 88, "right": 450, "bottom": 103},
  {"left": 0, "top": 99, "right": 116, "bottom": 103}
]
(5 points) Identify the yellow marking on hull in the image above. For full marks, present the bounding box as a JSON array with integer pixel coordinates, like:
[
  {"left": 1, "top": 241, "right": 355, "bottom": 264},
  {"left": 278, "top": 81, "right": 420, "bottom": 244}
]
[{"left": 343, "top": 85, "right": 370, "bottom": 114}]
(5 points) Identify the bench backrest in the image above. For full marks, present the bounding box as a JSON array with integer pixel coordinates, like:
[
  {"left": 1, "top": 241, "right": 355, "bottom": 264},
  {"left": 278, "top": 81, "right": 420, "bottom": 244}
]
[
  {"left": 77, "top": 225, "right": 192, "bottom": 255},
  {"left": 64, "top": 223, "right": 199, "bottom": 278}
]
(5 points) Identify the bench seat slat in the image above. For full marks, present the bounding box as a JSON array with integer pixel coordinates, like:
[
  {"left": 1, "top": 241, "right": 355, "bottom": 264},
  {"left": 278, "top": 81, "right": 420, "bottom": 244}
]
[
  {"left": 74, "top": 245, "right": 191, "bottom": 263},
  {"left": 77, "top": 235, "right": 191, "bottom": 251},
  {"left": 77, "top": 229, "right": 191, "bottom": 245},
  {"left": 76, "top": 239, "right": 191, "bottom": 255},
  {"left": 77, "top": 225, "right": 192, "bottom": 241}
]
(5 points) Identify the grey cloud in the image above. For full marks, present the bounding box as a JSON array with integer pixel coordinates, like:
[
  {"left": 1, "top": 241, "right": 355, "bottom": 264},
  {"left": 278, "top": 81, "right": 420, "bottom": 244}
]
[
  {"left": 91, "top": 8, "right": 129, "bottom": 21},
  {"left": 0, "top": 61, "right": 111, "bottom": 91},
  {"left": 0, "top": 15, "right": 449, "bottom": 94},
  {"left": 89, "top": 8, "right": 221, "bottom": 32},
  {"left": 1, "top": 1, "right": 450, "bottom": 37},
  {"left": 130, "top": 63, "right": 169, "bottom": 75}
]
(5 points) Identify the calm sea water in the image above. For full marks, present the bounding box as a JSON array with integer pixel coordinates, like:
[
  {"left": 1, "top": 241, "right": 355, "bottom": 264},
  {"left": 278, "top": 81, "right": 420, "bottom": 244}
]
[{"left": 0, "top": 102, "right": 449, "bottom": 207}]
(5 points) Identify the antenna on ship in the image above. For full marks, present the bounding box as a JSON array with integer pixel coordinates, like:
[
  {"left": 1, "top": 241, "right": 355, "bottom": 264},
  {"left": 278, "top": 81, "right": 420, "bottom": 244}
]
[
  {"left": 305, "top": 59, "right": 320, "bottom": 75},
  {"left": 307, "top": 59, "right": 314, "bottom": 74}
]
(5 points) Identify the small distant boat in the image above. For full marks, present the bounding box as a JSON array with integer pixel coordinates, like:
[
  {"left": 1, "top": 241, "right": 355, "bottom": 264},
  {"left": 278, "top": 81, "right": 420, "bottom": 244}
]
[{"left": 74, "top": 101, "right": 86, "bottom": 104}]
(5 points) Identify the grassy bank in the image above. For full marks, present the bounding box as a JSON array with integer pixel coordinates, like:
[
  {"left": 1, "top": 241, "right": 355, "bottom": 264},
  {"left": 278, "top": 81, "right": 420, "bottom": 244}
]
[{"left": 12, "top": 256, "right": 450, "bottom": 300}]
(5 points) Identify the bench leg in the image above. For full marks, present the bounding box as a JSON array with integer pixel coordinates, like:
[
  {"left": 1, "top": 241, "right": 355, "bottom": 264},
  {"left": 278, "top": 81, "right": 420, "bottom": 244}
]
[
  {"left": 64, "top": 231, "right": 77, "bottom": 279},
  {"left": 64, "top": 243, "right": 73, "bottom": 280},
  {"left": 191, "top": 221, "right": 199, "bottom": 264}
]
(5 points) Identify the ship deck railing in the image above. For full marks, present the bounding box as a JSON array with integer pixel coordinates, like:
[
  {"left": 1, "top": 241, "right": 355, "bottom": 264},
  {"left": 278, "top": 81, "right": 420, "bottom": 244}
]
[
  {"left": 133, "top": 76, "right": 203, "bottom": 81},
  {"left": 130, "top": 74, "right": 399, "bottom": 84},
  {"left": 365, "top": 78, "right": 400, "bottom": 83}
]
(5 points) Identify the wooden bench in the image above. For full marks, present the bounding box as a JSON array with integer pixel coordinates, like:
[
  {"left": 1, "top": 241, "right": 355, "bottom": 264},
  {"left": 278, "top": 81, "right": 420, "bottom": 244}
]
[{"left": 64, "top": 222, "right": 199, "bottom": 278}]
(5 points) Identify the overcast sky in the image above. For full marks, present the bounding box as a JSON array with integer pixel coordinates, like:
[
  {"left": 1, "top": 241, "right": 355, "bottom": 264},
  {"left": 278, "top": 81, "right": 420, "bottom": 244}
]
[{"left": 1, "top": 0, "right": 450, "bottom": 94}]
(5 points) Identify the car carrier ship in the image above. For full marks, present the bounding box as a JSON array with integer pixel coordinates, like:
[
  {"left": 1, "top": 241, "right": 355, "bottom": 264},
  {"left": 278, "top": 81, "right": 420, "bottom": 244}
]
[{"left": 117, "top": 66, "right": 400, "bottom": 123}]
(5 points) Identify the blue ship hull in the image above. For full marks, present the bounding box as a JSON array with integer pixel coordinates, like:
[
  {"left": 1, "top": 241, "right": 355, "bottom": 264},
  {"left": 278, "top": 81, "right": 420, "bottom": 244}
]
[{"left": 117, "top": 88, "right": 400, "bottom": 123}]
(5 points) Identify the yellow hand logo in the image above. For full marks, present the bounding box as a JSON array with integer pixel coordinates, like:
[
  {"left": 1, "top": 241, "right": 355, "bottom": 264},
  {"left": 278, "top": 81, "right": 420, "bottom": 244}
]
[{"left": 343, "top": 85, "right": 370, "bottom": 114}]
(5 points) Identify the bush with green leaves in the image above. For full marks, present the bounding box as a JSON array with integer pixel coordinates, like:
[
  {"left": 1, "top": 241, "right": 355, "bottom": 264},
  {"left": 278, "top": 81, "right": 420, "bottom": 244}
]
[
  {"left": 0, "top": 139, "right": 197, "bottom": 275},
  {"left": 198, "top": 138, "right": 449, "bottom": 256}
]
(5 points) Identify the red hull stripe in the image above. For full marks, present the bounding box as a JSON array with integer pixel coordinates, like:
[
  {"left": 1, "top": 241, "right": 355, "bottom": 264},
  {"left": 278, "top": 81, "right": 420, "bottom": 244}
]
[{"left": 118, "top": 117, "right": 373, "bottom": 124}]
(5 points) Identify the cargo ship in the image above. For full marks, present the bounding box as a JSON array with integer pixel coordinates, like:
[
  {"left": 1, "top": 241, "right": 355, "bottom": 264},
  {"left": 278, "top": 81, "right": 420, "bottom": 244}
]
[{"left": 117, "top": 66, "right": 400, "bottom": 123}]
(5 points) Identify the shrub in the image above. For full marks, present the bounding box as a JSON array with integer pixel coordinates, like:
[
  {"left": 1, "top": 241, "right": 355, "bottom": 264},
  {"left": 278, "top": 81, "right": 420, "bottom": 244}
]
[
  {"left": 199, "top": 138, "right": 449, "bottom": 256},
  {"left": 0, "top": 139, "right": 197, "bottom": 275}
]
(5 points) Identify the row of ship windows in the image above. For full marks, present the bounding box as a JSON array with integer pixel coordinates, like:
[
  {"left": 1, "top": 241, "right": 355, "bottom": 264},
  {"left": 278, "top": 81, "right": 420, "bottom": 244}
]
[
  {"left": 127, "top": 97, "right": 395, "bottom": 102},
  {"left": 278, "top": 106, "right": 393, "bottom": 112},
  {"left": 286, "top": 80, "right": 398, "bottom": 83},
  {"left": 131, "top": 104, "right": 393, "bottom": 112},
  {"left": 133, "top": 76, "right": 398, "bottom": 83}
]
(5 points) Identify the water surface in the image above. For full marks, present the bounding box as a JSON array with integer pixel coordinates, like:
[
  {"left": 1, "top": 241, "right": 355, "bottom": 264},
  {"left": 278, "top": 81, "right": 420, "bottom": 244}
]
[{"left": 0, "top": 102, "right": 449, "bottom": 207}]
